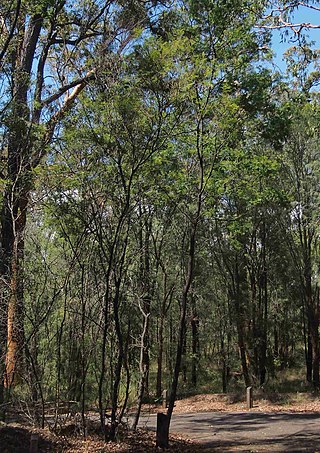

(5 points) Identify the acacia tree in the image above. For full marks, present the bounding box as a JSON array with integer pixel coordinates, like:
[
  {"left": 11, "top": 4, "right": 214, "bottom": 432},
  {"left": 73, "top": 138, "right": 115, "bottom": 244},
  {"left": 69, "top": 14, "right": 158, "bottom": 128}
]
[{"left": 146, "top": 0, "right": 272, "bottom": 443}]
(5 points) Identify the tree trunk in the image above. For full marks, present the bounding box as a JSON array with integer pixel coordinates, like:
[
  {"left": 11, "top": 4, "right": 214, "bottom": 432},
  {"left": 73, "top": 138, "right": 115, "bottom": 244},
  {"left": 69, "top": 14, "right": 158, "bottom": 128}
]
[
  {"left": 304, "top": 252, "right": 319, "bottom": 388},
  {"left": 132, "top": 305, "right": 150, "bottom": 430},
  {"left": 181, "top": 328, "right": 187, "bottom": 383},
  {"left": 310, "top": 316, "right": 320, "bottom": 388},
  {"left": 110, "top": 279, "right": 124, "bottom": 441},
  {"left": 165, "top": 146, "right": 203, "bottom": 442},
  {"left": 234, "top": 256, "right": 251, "bottom": 388},
  {"left": 156, "top": 311, "right": 165, "bottom": 398},
  {"left": 259, "top": 221, "right": 268, "bottom": 387},
  {"left": 191, "top": 295, "right": 199, "bottom": 388},
  {"left": 305, "top": 320, "right": 313, "bottom": 383},
  {"left": 3, "top": 193, "right": 28, "bottom": 387}
]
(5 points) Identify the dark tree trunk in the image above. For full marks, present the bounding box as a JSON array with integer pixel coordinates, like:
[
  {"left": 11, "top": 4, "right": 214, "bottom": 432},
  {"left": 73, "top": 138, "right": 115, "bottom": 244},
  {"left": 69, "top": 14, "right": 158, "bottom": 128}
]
[
  {"left": 132, "top": 211, "right": 152, "bottom": 430},
  {"left": 191, "top": 298, "right": 199, "bottom": 388},
  {"left": 259, "top": 221, "right": 268, "bottom": 387},
  {"left": 181, "top": 327, "right": 187, "bottom": 383},
  {"left": 156, "top": 311, "right": 165, "bottom": 398},
  {"left": 110, "top": 279, "right": 124, "bottom": 441},
  {"left": 234, "top": 256, "right": 251, "bottom": 388},
  {"left": 164, "top": 125, "right": 204, "bottom": 443},
  {"left": 310, "top": 316, "right": 320, "bottom": 388},
  {"left": 166, "top": 221, "right": 200, "bottom": 427},
  {"left": 304, "top": 251, "right": 319, "bottom": 389},
  {"left": 220, "top": 334, "right": 229, "bottom": 393},
  {"left": 306, "top": 320, "right": 313, "bottom": 383}
]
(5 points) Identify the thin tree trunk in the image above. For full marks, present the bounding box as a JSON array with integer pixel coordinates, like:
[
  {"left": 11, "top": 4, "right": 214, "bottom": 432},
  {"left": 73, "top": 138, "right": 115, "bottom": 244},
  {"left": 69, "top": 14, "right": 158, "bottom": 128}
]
[
  {"left": 259, "top": 220, "right": 268, "bottom": 387},
  {"left": 132, "top": 210, "right": 152, "bottom": 430},
  {"left": 191, "top": 294, "right": 199, "bottom": 388},
  {"left": 304, "top": 251, "right": 319, "bottom": 388},
  {"left": 310, "top": 316, "right": 320, "bottom": 388},
  {"left": 156, "top": 310, "right": 165, "bottom": 398},
  {"left": 306, "top": 320, "right": 313, "bottom": 383},
  {"left": 166, "top": 192, "right": 203, "bottom": 440},
  {"left": 164, "top": 114, "right": 204, "bottom": 445},
  {"left": 234, "top": 257, "right": 251, "bottom": 388},
  {"left": 110, "top": 279, "right": 124, "bottom": 441},
  {"left": 132, "top": 308, "right": 150, "bottom": 431}
]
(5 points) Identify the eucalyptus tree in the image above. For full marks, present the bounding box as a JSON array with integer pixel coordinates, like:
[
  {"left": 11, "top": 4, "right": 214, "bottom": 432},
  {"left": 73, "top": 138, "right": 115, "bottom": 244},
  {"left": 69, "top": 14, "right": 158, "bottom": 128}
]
[{"left": 0, "top": 0, "right": 167, "bottom": 402}]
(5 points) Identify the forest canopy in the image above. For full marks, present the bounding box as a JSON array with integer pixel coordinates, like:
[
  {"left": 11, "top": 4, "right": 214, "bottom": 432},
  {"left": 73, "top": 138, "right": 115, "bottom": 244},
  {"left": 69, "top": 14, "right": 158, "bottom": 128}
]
[{"left": 1, "top": 0, "right": 320, "bottom": 445}]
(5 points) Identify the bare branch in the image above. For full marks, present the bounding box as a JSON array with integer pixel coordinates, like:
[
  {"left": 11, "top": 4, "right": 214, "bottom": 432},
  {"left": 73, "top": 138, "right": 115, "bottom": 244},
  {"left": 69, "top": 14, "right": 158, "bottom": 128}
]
[
  {"left": 31, "top": 68, "right": 95, "bottom": 168},
  {"left": 262, "top": 1, "right": 320, "bottom": 33},
  {"left": 261, "top": 22, "right": 320, "bottom": 30},
  {"left": 0, "top": 0, "right": 22, "bottom": 66},
  {"left": 41, "top": 72, "right": 96, "bottom": 106}
]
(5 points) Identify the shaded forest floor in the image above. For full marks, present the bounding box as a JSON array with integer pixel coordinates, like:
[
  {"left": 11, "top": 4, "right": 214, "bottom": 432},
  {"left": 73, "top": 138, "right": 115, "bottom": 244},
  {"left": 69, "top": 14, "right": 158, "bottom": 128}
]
[
  {"left": 0, "top": 423, "right": 198, "bottom": 452},
  {"left": 2, "top": 391, "right": 320, "bottom": 452}
]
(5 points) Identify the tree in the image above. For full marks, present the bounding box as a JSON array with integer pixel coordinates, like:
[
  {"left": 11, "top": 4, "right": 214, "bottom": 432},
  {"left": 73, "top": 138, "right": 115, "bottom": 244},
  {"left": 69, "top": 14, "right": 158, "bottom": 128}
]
[
  {"left": 282, "top": 95, "right": 320, "bottom": 387},
  {"left": 0, "top": 0, "right": 165, "bottom": 396}
]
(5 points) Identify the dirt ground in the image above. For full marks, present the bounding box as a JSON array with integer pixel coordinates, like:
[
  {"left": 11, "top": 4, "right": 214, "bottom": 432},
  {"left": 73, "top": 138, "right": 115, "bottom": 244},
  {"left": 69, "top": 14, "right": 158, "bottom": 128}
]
[
  {"left": 143, "top": 390, "right": 320, "bottom": 414},
  {"left": 1, "top": 392, "right": 320, "bottom": 452}
]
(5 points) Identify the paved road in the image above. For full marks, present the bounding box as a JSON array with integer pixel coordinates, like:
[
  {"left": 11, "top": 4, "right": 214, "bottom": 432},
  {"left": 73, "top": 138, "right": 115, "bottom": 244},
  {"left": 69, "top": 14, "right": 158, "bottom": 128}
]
[{"left": 139, "top": 411, "right": 320, "bottom": 452}]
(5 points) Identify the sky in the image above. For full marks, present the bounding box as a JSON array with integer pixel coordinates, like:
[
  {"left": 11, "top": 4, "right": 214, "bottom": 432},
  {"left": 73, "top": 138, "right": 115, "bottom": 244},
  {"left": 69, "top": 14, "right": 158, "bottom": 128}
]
[{"left": 271, "top": 5, "right": 320, "bottom": 72}]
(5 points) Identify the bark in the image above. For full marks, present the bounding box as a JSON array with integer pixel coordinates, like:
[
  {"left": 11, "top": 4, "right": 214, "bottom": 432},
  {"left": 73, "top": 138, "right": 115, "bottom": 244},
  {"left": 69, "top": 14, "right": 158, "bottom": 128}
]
[
  {"left": 110, "top": 279, "right": 124, "bottom": 441},
  {"left": 310, "top": 315, "right": 320, "bottom": 388},
  {"left": 1, "top": 10, "right": 43, "bottom": 387},
  {"left": 132, "top": 211, "right": 152, "bottom": 430},
  {"left": 156, "top": 276, "right": 173, "bottom": 398},
  {"left": 166, "top": 226, "right": 196, "bottom": 424},
  {"left": 220, "top": 334, "right": 229, "bottom": 393},
  {"left": 156, "top": 310, "right": 165, "bottom": 398},
  {"left": 181, "top": 328, "right": 187, "bottom": 383},
  {"left": 3, "top": 189, "right": 28, "bottom": 387},
  {"left": 237, "top": 324, "right": 251, "bottom": 388},
  {"left": 191, "top": 295, "right": 199, "bottom": 388},
  {"left": 304, "top": 249, "right": 320, "bottom": 388},
  {"left": 274, "top": 325, "right": 278, "bottom": 358},
  {"left": 306, "top": 321, "right": 313, "bottom": 383},
  {"left": 258, "top": 221, "right": 268, "bottom": 387},
  {"left": 132, "top": 309, "right": 150, "bottom": 431},
  {"left": 234, "top": 256, "right": 251, "bottom": 388},
  {"left": 162, "top": 215, "right": 201, "bottom": 435}
]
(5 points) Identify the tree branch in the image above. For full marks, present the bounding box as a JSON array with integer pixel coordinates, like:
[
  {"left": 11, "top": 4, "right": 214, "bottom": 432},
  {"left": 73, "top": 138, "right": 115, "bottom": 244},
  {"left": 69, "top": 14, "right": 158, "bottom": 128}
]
[
  {"left": 0, "top": 0, "right": 22, "bottom": 66},
  {"left": 31, "top": 68, "right": 95, "bottom": 168},
  {"left": 41, "top": 72, "right": 96, "bottom": 106}
]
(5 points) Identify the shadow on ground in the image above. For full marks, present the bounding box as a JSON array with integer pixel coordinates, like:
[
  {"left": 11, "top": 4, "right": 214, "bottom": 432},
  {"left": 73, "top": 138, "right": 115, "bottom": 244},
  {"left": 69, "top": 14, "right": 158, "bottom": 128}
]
[
  {"left": 140, "top": 412, "right": 320, "bottom": 452},
  {"left": 0, "top": 425, "right": 64, "bottom": 453},
  {"left": 192, "top": 412, "right": 320, "bottom": 452}
]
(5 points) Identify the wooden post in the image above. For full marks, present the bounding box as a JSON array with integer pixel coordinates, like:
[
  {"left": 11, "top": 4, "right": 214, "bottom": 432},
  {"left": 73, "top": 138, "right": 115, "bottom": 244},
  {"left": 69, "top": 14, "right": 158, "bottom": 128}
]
[
  {"left": 162, "top": 389, "right": 167, "bottom": 409},
  {"left": 30, "top": 433, "right": 39, "bottom": 453},
  {"left": 246, "top": 386, "right": 253, "bottom": 409},
  {"left": 156, "top": 412, "right": 169, "bottom": 448}
]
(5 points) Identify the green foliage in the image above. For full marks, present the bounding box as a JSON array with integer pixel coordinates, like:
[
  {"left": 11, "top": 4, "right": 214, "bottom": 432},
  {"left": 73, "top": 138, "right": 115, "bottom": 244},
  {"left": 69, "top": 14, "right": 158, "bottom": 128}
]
[{"left": 3, "top": 0, "right": 320, "bottom": 424}]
